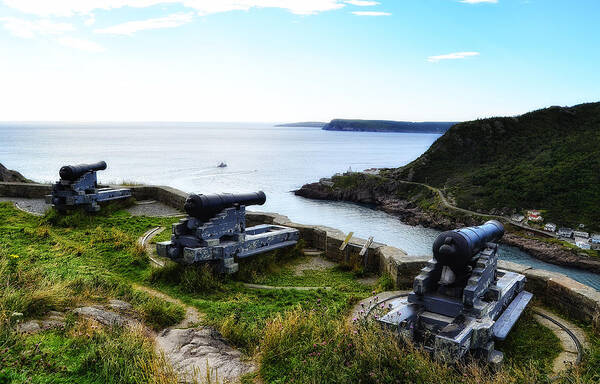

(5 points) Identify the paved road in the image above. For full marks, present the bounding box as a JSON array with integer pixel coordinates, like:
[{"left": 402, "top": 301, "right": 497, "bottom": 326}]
[{"left": 395, "top": 180, "right": 557, "bottom": 238}]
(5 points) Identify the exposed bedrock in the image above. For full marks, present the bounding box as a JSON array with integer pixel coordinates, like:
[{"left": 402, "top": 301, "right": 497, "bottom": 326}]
[{"left": 503, "top": 233, "right": 600, "bottom": 274}]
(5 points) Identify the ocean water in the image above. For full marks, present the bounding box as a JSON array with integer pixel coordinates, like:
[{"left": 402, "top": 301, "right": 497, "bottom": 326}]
[{"left": 1, "top": 122, "right": 599, "bottom": 290}]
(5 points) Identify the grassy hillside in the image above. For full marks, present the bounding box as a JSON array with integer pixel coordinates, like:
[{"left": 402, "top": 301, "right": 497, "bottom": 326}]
[{"left": 392, "top": 103, "right": 600, "bottom": 228}]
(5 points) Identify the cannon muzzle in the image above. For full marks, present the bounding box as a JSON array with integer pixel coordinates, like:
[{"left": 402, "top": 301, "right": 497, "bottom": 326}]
[
  {"left": 184, "top": 191, "right": 266, "bottom": 219},
  {"left": 432, "top": 220, "right": 504, "bottom": 274},
  {"left": 59, "top": 161, "right": 107, "bottom": 181}
]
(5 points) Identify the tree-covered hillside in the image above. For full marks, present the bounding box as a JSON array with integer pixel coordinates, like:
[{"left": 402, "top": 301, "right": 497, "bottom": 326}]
[{"left": 392, "top": 103, "right": 600, "bottom": 228}]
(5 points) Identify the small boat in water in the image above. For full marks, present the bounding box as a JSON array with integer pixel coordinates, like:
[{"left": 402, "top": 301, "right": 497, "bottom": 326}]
[{"left": 217, "top": 162, "right": 227, "bottom": 168}]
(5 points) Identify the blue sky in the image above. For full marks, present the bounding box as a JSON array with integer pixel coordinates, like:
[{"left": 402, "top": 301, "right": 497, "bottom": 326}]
[{"left": 0, "top": 0, "right": 598, "bottom": 122}]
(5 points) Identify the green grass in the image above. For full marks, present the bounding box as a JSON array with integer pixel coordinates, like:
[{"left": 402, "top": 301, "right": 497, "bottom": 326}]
[
  {"left": 496, "top": 309, "right": 561, "bottom": 370},
  {"left": 1, "top": 202, "right": 597, "bottom": 383}
]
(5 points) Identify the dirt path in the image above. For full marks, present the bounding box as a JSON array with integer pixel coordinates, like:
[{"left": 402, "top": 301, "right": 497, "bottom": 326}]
[
  {"left": 394, "top": 180, "right": 557, "bottom": 238},
  {"left": 532, "top": 306, "right": 588, "bottom": 374}
]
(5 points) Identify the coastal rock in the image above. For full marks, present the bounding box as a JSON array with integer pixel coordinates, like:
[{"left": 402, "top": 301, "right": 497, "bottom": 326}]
[
  {"left": 295, "top": 181, "right": 478, "bottom": 231},
  {"left": 502, "top": 233, "right": 600, "bottom": 273},
  {"left": 0, "top": 163, "right": 30, "bottom": 183}
]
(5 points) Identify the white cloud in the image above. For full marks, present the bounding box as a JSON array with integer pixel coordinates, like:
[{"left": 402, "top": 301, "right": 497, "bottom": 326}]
[
  {"left": 2, "top": 0, "right": 347, "bottom": 17},
  {"left": 427, "top": 51, "right": 480, "bottom": 62},
  {"left": 0, "top": 17, "right": 74, "bottom": 38},
  {"left": 345, "top": 0, "right": 379, "bottom": 5},
  {"left": 187, "top": 0, "right": 346, "bottom": 16},
  {"left": 57, "top": 36, "right": 105, "bottom": 52},
  {"left": 84, "top": 14, "right": 96, "bottom": 26},
  {"left": 352, "top": 11, "right": 390, "bottom": 16},
  {"left": 94, "top": 12, "right": 193, "bottom": 35},
  {"left": 459, "top": 0, "right": 497, "bottom": 3}
]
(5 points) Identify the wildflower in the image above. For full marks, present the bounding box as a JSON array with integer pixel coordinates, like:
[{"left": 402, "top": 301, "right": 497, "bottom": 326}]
[
  {"left": 352, "top": 317, "right": 357, "bottom": 322},
  {"left": 9, "top": 254, "right": 19, "bottom": 259},
  {"left": 372, "top": 290, "right": 376, "bottom": 295},
  {"left": 380, "top": 303, "right": 385, "bottom": 309}
]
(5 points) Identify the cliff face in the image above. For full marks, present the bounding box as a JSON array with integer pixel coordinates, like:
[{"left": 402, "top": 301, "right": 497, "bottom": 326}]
[{"left": 0, "top": 163, "right": 30, "bottom": 183}]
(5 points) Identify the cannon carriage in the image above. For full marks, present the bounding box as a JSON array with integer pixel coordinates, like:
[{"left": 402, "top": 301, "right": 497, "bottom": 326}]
[
  {"left": 157, "top": 191, "right": 299, "bottom": 274},
  {"left": 46, "top": 161, "right": 132, "bottom": 213},
  {"left": 378, "top": 220, "right": 533, "bottom": 367}
]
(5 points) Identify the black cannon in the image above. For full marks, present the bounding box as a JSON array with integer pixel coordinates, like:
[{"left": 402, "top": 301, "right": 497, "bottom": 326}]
[
  {"left": 379, "top": 220, "right": 532, "bottom": 368},
  {"left": 46, "top": 161, "right": 132, "bottom": 213},
  {"left": 184, "top": 191, "right": 266, "bottom": 220},
  {"left": 432, "top": 220, "right": 504, "bottom": 286},
  {"left": 157, "top": 191, "right": 299, "bottom": 274},
  {"left": 59, "top": 161, "right": 107, "bottom": 181}
]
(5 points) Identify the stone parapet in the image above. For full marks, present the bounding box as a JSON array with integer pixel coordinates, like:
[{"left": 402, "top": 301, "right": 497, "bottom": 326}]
[
  {"left": 1, "top": 181, "right": 599, "bottom": 323},
  {"left": 0, "top": 182, "right": 51, "bottom": 198}
]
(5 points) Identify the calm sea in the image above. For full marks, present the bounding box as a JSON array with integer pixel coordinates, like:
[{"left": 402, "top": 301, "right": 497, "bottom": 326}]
[{"left": 1, "top": 122, "right": 598, "bottom": 290}]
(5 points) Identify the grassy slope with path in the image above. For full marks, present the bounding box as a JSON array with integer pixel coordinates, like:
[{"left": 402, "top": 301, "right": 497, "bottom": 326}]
[{"left": 2, "top": 202, "right": 598, "bottom": 383}]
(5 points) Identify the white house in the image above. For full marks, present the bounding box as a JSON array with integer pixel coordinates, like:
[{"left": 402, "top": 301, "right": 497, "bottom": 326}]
[
  {"left": 575, "top": 240, "right": 591, "bottom": 250},
  {"left": 544, "top": 223, "right": 557, "bottom": 232},
  {"left": 573, "top": 230, "right": 589, "bottom": 239},
  {"left": 511, "top": 214, "right": 525, "bottom": 223},
  {"left": 558, "top": 228, "right": 574, "bottom": 238}
]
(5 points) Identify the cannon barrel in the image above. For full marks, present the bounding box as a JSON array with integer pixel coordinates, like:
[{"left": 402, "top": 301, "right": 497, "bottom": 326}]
[
  {"left": 59, "top": 161, "right": 107, "bottom": 181},
  {"left": 184, "top": 191, "right": 266, "bottom": 219},
  {"left": 432, "top": 220, "right": 504, "bottom": 271}
]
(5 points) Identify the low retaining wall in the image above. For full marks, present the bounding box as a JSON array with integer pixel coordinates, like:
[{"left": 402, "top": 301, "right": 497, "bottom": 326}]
[
  {"left": 0, "top": 182, "right": 51, "bottom": 198},
  {"left": 2, "top": 181, "right": 599, "bottom": 323}
]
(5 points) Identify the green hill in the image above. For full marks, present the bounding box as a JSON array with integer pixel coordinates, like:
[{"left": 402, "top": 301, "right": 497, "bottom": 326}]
[{"left": 392, "top": 102, "right": 600, "bottom": 228}]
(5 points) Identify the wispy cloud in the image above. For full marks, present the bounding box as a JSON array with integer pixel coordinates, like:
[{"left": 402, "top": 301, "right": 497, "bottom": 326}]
[
  {"left": 352, "top": 11, "right": 391, "bottom": 16},
  {"left": 94, "top": 13, "right": 193, "bottom": 36},
  {"left": 2, "top": 0, "right": 348, "bottom": 17},
  {"left": 427, "top": 51, "right": 479, "bottom": 62},
  {"left": 0, "top": 17, "right": 74, "bottom": 38},
  {"left": 57, "top": 36, "right": 105, "bottom": 52},
  {"left": 459, "top": 0, "right": 498, "bottom": 3},
  {"left": 345, "top": 0, "right": 380, "bottom": 5}
]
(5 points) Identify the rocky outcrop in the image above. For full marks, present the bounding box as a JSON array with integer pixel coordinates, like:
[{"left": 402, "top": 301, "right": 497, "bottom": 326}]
[
  {"left": 295, "top": 181, "right": 479, "bottom": 231},
  {"left": 0, "top": 163, "right": 30, "bottom": 182},
  {"left": 155, "top": 327, "right": 256, "bottom": 383},
  {"left": 502, "top": 233, "right": 600, "bottom": 273}
]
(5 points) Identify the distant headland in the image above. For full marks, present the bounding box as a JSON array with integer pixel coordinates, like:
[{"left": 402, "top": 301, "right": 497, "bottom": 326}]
[
  {"left": 323, "top": 119, "right": 457, "bottom": 133},
  {"left": 277, "top": 119, "right": 457, "bottom": 133},
  {"left": 275, "top": 122, "right": 327, "bottom": 127}
]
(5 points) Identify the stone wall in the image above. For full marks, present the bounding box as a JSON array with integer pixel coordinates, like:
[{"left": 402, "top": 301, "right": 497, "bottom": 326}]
[
  {"left": 0, "top": 182, "right": 51, "bottom": 198},
  {"left": 2, "top": 181, "right": 599, "bottom": 323}
]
